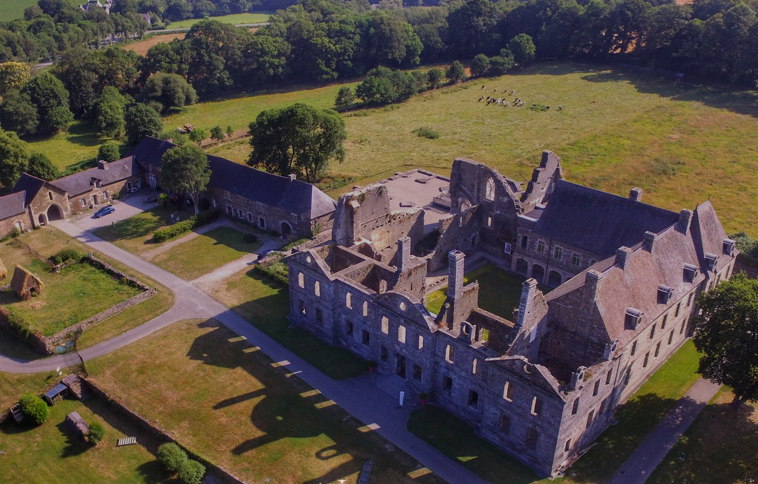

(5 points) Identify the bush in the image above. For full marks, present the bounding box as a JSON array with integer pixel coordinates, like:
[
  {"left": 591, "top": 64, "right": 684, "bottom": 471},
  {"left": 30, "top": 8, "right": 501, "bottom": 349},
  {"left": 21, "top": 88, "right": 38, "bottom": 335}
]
[
  {"left": 98, "top": 142, "right": 121, "bottom": 162},
  {"left": 470, "top": 54, "right": 491, "bottom": 77},
  {"left": 253, "top": 252, "right": 289, "bottom": 286},
  {"left": 157, "top": 442, "right": 188, "bottom": 473},
  {"left": 153, "top": 209, "right": 219, "bottom": 243},
  {"left": 446, "top": 61, "right": 466, "bottom": 84},
  {"left": 87, "top": 421, "right": 105, "bottom": 445},
  {"left": 282, "top": 238, "right": 308, "bottom": 251},
  {"left": 243, "top": 233, "right": 258, "bottom": 243},
  {"left": 51, "top": 248, "right": 82, "bottom": 265},
  {"left": 413, "top": 126, "right": 440, "bottom": 139},
  {"left": 19, "top": 393, "right": 48, "bottom": 425},
  {"left": 178, "top": 459, "right": 206, "bottom": 484},
  {"left": 335, "top": 86, "right": 355, "bottom": 108},
  {"left": 731, "top": 232, "right": 758, "bottom": 263}
]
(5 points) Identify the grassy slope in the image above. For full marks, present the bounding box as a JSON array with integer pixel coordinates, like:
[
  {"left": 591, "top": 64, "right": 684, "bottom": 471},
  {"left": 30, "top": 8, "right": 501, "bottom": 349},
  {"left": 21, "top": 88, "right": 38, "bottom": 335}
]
[
  {"left": 0, "top": 0, "right": 87, "bottom": 21},
  {"left": 408, "top": 340, "right": 702, "bottom": 484},
  {"left": 166, "top": 12, "right": 271, "bottom": 28},
  {"left": 86, "top": 318, "right": 446, "bottom": 484}
]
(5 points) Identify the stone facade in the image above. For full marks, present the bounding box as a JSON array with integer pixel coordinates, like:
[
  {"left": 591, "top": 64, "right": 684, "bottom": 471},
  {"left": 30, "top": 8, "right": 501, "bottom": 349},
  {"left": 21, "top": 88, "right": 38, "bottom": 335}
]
[{"left": 285, "top": 151, "right": 737, "bottom": 477}]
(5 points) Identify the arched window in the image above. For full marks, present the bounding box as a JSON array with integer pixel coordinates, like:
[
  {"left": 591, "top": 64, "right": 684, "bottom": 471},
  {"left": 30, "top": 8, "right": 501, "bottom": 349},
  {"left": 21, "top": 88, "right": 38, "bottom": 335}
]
[
  {"left": 48, "top": 191, "right": 53, "bottom": 201},
  {"left": 314, "top": 281, "right": 320, "bottom": 297},
  {"left": 298, "top": 273, "right": 304, "bottom": 288},
  {"left": 484, "top": 178, "right": 495, "bottom": 201}
]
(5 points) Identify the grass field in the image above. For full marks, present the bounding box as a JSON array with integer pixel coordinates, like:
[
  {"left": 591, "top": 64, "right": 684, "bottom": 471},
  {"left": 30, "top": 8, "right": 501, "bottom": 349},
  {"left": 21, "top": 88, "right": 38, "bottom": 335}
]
[
  {"left": 211, "top": 268, "right": 366, "bottom": 380},
  {"left": 86, "top": 318, "right": 446, "bottom": 484},
  {"left": 123, "top": 32, "right": 186, "bottom": 56},
  {"left": 92, "top": 205, "right": 178, "bottom": 253},
  {"left": 647, "top": 389, "right": 758, "bottom": 484},
  {"left": 0, "top": 0, "right": 87, "bottom": 21},
  {"left": 166, "top": 12, "right": 271, "bottom": 28},
  {"left": 151, "top": 226, "right": 261, "bottom": 280},
  {"left": 0, "top": 397, "right": 170, "bottom": 484},
  {"left": 408, "top": 339, "right": 702, "bottom": 484}
]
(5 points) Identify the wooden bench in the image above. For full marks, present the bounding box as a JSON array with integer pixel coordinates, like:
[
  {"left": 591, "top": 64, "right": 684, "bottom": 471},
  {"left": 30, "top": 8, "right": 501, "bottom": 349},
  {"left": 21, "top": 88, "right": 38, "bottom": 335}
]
[{"left": 116, "top": 437, "right": 137, "bottom": 447}]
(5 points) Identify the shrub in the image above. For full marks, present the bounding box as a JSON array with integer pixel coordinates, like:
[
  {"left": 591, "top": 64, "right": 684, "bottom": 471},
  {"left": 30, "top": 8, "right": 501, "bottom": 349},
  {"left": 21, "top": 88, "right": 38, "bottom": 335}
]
[
  {"left": 19, "top": 393, "right": 49, "bottom": 425},
  {"left": 282, "top": 238, "right": 308, "bottom": 251},
  {"left": 87, "top": 421, "right": 105, "bottom": 445},
  {"left": 470, "top": 54, "right": 491, "bottom": 77},
  {"left": 157, "top": 442, "right": 187, "bottom": 473},
  {"left": 51, "top": 248, "right": 82, "bottom": 265},
  {"left": 153, "top": 209, "right": 219, "bottom": 242},
  {"left": 732, "top": 232, "right": 758, "bottom": 263},
  {"left": 413, "top": 126, "right": 440, "bottom": 139},
  {"left": 98, "top": 142, "right": 121, "bottom": 162},
  {"left": 178, "top": 459, "right": 206, "bottom": 484},
  {"left": 253, "top": 252, "right": 289, "bottom": 286},
  {"left": 243, "top": 233, "right": 258, "bottom": 243},
  {"left": 446, "top": 61, "right": 466, "bottom": 84},
  {"left": 335, "top": 86, "right": 355, "bottom": 108}
]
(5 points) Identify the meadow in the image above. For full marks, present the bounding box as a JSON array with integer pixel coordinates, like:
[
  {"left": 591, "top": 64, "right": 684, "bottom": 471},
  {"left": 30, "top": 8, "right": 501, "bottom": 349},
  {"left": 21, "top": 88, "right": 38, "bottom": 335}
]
[
  {"left": 28, "top": 62, "right": 758, "bottom": 235},
  {"left": 0, "top": 0, "right": 86, "bottom": 21},
  {"left": 165, "top": 12, "right": 271, "bottom": 29}
]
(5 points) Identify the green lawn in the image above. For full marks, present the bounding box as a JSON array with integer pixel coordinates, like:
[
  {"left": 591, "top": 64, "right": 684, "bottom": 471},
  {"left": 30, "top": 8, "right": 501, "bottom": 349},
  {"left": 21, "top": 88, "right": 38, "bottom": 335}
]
[
  {"left": 212, "top": 268, "right": 366, "bottom": 380},
  {"left": 0, "top": 0, "right": 87, "bottom": 21},
  {"left": 166, "top": 12, "right": 271, "bottom": 28},
  {"left": 25, "top": 121, "right": 111, "bottom": 172},
  {"left": 0, "top": 397, "right": 170, "bottom": 484},
  {"left": 426, "top": 264, "right": 548, "bottom": 319},
  {"left": 647, "top": 389, "right": 758, "bottom": 484},
  {"left": 151, "top": 226, "right": 261, "bottom": 280},
  {"left": 92, "top": 205, "right": 178, "bottom": 254},
  {"left": 408, "top": 339, "right": 702, "bottom": 484},
  {"left": 86, "top": 318, "right": 446, "bottom": 484}
]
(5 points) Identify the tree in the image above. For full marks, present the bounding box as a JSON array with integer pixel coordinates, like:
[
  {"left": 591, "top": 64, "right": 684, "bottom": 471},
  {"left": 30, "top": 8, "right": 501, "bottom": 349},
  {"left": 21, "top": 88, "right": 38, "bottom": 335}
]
[
  {"left": 470, "top": 54, "right": 491, "bottom": 77},
  {"left": 335, "top": 86, "right": 355, "bottom": 108},
  {"left": 28, "top": 152, "right": 59, "bottom": 181},
  {"left": 160, "top": 145, "right": 211, "bottom": 215},
  {"left": 446, "top": 61, "right": 465, "bottom": 84},
  {"left": 140, "top": 73, "right": 198, "bottom": 113},
  {"left": 248, "top": 103, "right": 346, "bottom": 183},
  {"left": 446, "top": 0, "right": 501, "bottom": 58},
  {"left": 0, "top": 128, "right": 30, "bottom": 189},
  {"left": 210, "top": 126, "right": 224, "bottom": 141},
  {"left": 87, "top": 421, "right": 105, "bottom": 445},
  {"left": 188, "top": 128, "right": 207, "bottom": 146},
  {"left": 22, "top": 72, "right": 73, "bottom": 135},
  {"left": 489, "top": 49, "right": 516, "bottom": 75},
  {"left": 93, "top": 86, "right": 127, "bottom": 138},
  {"left": 158, "top": 442, "right": 188, "bottom": 472},
  {"left": 226, "top": 125, "right": 234, "bottom": 138},
  {"left": 98, "top": 142, "right": 121, "bottom": 162},
  {"left": 693, "top": 273, "right": 758, "bottom": 408},
  {"left": 0, "top": 89, "right": 39, "bottom": 136},
  {"left": 48, "top": 106, "right": 74, "bottom": 133},
  {"left": 426, "top": 68, "right": 444, "bottom": 89},
  {"left": 178, "top": 459, "right": 206, "bottom": 484},
  {"left": 19, "top": 393, "right": 49, "bottom": 425},
  {"left": 124, "top": 104, "right": 163, "bottom": 145},
  {"left": 0, "top": 62, "right": 31, "bottom": 96},
  {"left": 507, "top": 34, "right": 536, "bottom": 65}
]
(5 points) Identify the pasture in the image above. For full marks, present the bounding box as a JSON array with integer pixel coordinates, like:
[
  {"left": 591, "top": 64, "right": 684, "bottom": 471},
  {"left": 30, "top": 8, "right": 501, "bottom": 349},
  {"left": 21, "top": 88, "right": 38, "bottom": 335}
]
[
  {"left": 166, "top": 12, "right": 271, "bottom": 28},
  {"left": 0, "top": 0, "right": 86, "bottom": 21},
  {"left": 123, "top": 32, "right": 186, "bottom": 56}
]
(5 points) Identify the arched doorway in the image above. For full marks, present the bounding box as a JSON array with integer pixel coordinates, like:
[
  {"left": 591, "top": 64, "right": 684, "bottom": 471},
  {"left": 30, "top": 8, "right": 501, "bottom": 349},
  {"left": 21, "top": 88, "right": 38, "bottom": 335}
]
[
  {"left": 38, "top": 213, "right": 48, "bottom": 226},
  {"left": 47, "top": 204, "right": 64, "bottom": 222},
  {"left": 515, "top": 258, "right": 529, "bottom": 276},
  {"left": 281, "top": 221, "right": 293, "bottom": 236},
  {"left": 531, "top": 264, "right": 545, "bottom": 284},
  {"left": 548, "top": 271, "right": 562, "bottom": 288}
]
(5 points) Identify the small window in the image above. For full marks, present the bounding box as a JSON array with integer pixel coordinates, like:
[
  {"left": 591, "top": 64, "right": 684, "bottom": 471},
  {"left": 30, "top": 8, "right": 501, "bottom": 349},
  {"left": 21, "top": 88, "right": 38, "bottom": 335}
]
[
  {"left": 248, "top": 211, "right": 253, "bottom": 222},
  {"left": 655, "top": 342, "right": 661, "bottom": 357},
  {"left": 687, "top": 292, "right": 694, "bottom": 306},
  {"left": 643, "top": 352, "right": 650, "bottom": 368},
  {"left": 381, "top": 316, "right": 389, "bottom": 334},
  {"left": 498, "top": 414, "right": 511, "bottom": 434},
  {"left": 362, "top": 330, "right": 370, "bottom": 346},
  {"left": 571, "top": 399, "right": 579, "bottom": 415},
  {"left": 259, "top": 217, "right": 266, "bottom": 229},
  {"left": 445, "top": 344, "right": 455, "bottom": 364},
  {"left": 314, "top": 281, "right": 320, "bottom": 297},
  {"left": 537, "top": 240, "right": 545, "bottom": 254},
  {"left": 668, "top": 330, "right": 674, "bottom": 345},
  {"left": 526, "top": 427, "right": 539, "bottom": 450},
  {"left": 443, "top": 376, "right": 453, "bottom": 394},
  {"left": 661, "top": 314, "right": 668, "bottom": 329},
  {"left": 487, "top": 216, "right": 493, "bottom": 227},
  {"left": 605, "top": 370, "right": 612, "bottom": 385},
  {"left": 680, "top": 320, "right": 686, "bottom": 334},
  {"left": 565, "top": 439, "right": 571, "bottom": 452},
  {"left": 379, "top": 280, "right": 387, "bottom": 293},
  {"left": 298, "top": 273, "right": 304, "bottom": 288},
  {"left": 586, "top": 410, "right": 595, "bottom": 429},
  {"left": 398, "top": 325, "right": 406, "bottom": 344},
  {"left": 485, "top": 177, "right": 495, "bottom": 201},
  {"left": 572, "top": 253, "right": 580, "bottom": 267},
  {"left": 650, "top": 323, "right": 656, "bottom": 339},
  {"left": 299, "top": 300, "right": 306, "bottom": 315},
  {"left": 346, "top": 321, "right": 353, "bottom": 336},
  {"left": 521, "top": 235, "right": 529, "bottom": 249},
  {"left": 631, "top": 341, "right": 637, "bottom": 356},
  {"left": 346, "top": 292, "right": 352, "bottom": 308},
  {"left": 503, "top": 381, "right": 514, "bottom": 401},
  {"left": 363, "top": 301, "right": 368, "bottom": 317},
  {"left": 554, "top": 246, "right": 563, "bottom": 260},
  {"left": 624, "top": 366, "right": 632, "bottom": 385},
  {"left": 413, "top": 364, "right": 422, "bottom": 380},
  {"left": 531, "top": 397, "right": 543, "bottom": 416},
  {"left": 380, "top": 345, "right": 388, "bottom": 361},
  {"left": 472, "top": 358, "right": 478, "bottom": 375},
  {"left": 417, "top": 335, "right": 424, "bottom": 350},
  {"left": 315, "top": 308, "right": 323, "bottom": 325},
  {"left": 468, "top": 390, "right": 479, "bottom": 408},
  {"left": 675, "top": 302, "right": 681, "bottom": 317},
  {"left": 80, "top": 199, "right": 86, "bottom": 208}
]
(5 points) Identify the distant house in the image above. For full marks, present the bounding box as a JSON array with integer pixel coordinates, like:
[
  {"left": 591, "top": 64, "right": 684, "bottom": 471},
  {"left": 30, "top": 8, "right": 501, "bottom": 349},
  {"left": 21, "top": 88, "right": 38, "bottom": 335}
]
[{"left": 81, "top": 0, "right": 112, "bottom": 14}]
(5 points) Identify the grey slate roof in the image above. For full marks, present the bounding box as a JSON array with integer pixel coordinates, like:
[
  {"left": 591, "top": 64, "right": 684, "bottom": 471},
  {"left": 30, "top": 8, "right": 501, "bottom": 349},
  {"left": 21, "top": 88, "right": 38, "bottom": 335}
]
[
  {"left": 533, "top": 181, "right": 680, "bottom": 257},
  {"left": 51, "top": 157, "right": 142, "bottom": 196},
  {"left": 0, "top": 191, "right": 27, "bottom": 220},
  {"left": 11, "top": 173, "right": 47, "bottom": 208},
  {"left": 128, "top": 137, "right": 336, "bottom": 218}
]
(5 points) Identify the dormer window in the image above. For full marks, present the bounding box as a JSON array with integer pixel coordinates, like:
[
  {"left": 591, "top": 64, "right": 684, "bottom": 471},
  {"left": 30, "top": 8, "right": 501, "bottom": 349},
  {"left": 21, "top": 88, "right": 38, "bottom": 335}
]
[
  {"left": 625, "top": 307, "right": 643, "bottom": 330},
  {"left": 723, "top": 238, "right": 735, "bottom": 256},
  {"left": 705, "top": 253, "right": 718, "bottom": 271},
  {"left": 657, "top": 285, "right": 673, "bottom": 304},
  {"left": 684, "top": 263, "right": 699, "bottom": 282}
]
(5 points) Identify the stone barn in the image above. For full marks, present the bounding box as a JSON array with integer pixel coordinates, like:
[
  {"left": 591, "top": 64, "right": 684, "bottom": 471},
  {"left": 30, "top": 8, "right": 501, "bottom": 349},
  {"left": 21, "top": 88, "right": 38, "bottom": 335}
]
[{"left": 11, "top": 266, "right": 43, "bottom": 300}]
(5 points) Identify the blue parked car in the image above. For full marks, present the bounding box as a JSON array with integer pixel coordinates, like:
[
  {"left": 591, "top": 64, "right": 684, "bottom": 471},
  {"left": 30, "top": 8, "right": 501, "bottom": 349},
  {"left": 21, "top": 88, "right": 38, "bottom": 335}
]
[{"left": 94, "top": 205, "right": 115, "bottom": 218}]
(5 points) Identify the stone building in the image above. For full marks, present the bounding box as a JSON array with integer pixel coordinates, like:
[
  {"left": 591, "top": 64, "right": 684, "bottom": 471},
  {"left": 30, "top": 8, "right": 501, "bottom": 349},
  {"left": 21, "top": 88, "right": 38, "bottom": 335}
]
[
  {"left": 286, "top": 152, "right": 737, "bottom": 477},
  {"left": 51, "top": 158, "right": 143, "bottom": 212}
]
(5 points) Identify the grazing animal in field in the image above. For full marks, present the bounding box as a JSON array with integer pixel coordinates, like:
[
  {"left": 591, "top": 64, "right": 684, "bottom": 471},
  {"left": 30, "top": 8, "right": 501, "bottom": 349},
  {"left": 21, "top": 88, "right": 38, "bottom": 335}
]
[
  {"left": 558, "top": 106, "right": 563, "bottom": 111},
  {"left": 481, "top": 85, "right": 486, "bottom": 89},
  {"left": 478, "top": 96, "right": 484, "bottom": 102},
  {"left": 546, "top": 106, "right": 550, "bottom": 110},
  {"left": 511, "top": 90, "right": 515, "bottom": 94}
]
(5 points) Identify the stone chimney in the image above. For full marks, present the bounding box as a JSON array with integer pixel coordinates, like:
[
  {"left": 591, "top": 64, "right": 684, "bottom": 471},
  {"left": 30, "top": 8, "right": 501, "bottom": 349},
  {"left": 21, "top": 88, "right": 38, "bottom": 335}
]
[
  {"left": 677, "top": 209, "right": 693, "bottom": 235},
  {"left": 569, "top": 366, "right": 587, "bottom": 391},
  {"left": 288, "top": 174, "right": 297, "bottom": 181},
  {"left": 98, "top": 160, "right": 109, "bottom": 170},
  {"left": 447, "top": 250, "right": 465, "bottom": 302},
  {"left": 585, "top": 270, "right": 603, "bottom": 301},
  {"left": 616, "top": 247, "right": 632, "bottom": 270},
  {"left": 397, "top": 237, "right": 411, "bottom": 273},
  {"left": 629, "top": 188, "right": 643, "bottom": 202},
  {"left": 643, "top": 231, "right": 656, "bottom": 253},
  {"left": 516, "top": 278, "right": 538, "bottom": 327}
]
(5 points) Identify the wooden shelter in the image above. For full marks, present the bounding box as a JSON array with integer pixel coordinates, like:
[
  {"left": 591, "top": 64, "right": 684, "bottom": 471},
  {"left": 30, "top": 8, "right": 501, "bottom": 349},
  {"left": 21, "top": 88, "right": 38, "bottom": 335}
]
[
  {"left": 65, "top": 411, "right": 89, "bottom": 442},
  {"left": 10, "top": 265, "right": 43, "bottom": 300}
]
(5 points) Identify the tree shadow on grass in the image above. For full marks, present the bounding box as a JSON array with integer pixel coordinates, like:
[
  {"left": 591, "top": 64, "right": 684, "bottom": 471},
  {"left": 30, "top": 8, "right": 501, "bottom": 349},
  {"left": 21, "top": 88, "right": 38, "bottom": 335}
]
[{"left": 57, "top": 419, "right": 89, "bottom": 458}]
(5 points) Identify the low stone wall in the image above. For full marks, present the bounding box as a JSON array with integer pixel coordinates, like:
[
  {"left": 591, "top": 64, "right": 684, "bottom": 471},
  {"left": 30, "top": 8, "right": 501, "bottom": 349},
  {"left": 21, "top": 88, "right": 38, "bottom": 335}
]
[{"left": 84, "top": 378, "right": 248, "bottom": 484}]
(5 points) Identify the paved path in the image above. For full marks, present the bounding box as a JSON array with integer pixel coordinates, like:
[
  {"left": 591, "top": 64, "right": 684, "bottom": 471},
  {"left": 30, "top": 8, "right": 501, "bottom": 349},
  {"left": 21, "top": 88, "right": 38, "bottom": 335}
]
[
  {"left": 607, "top": 377, "right": 721, "bottom": 484},
  {"left": 191, "top": 238, "right": 280, "bottom": 290},
  {"left": 142, "top": 218, "right": 233, "bottom": 259},
  {"left": 0, "top": 221, "right": 487, "bottom": 484}
]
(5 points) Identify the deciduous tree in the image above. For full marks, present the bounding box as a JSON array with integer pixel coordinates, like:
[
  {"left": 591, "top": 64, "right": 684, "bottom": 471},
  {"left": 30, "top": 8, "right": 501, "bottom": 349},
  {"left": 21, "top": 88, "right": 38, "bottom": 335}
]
[
  {"left": 28, "top": 152, "right": 59, "bottom": 181},
  {"left": 124, "top": 103, "right": 163, "bottom": 145},
  {"left": 0, "top": 62, "right": 31, "bottom": 96},
  {"left": 0, "top": 128, "right": 30, "bottom": 188},
  {"left": 160, "top": 145, "right": 211, "bottom": 215}
]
